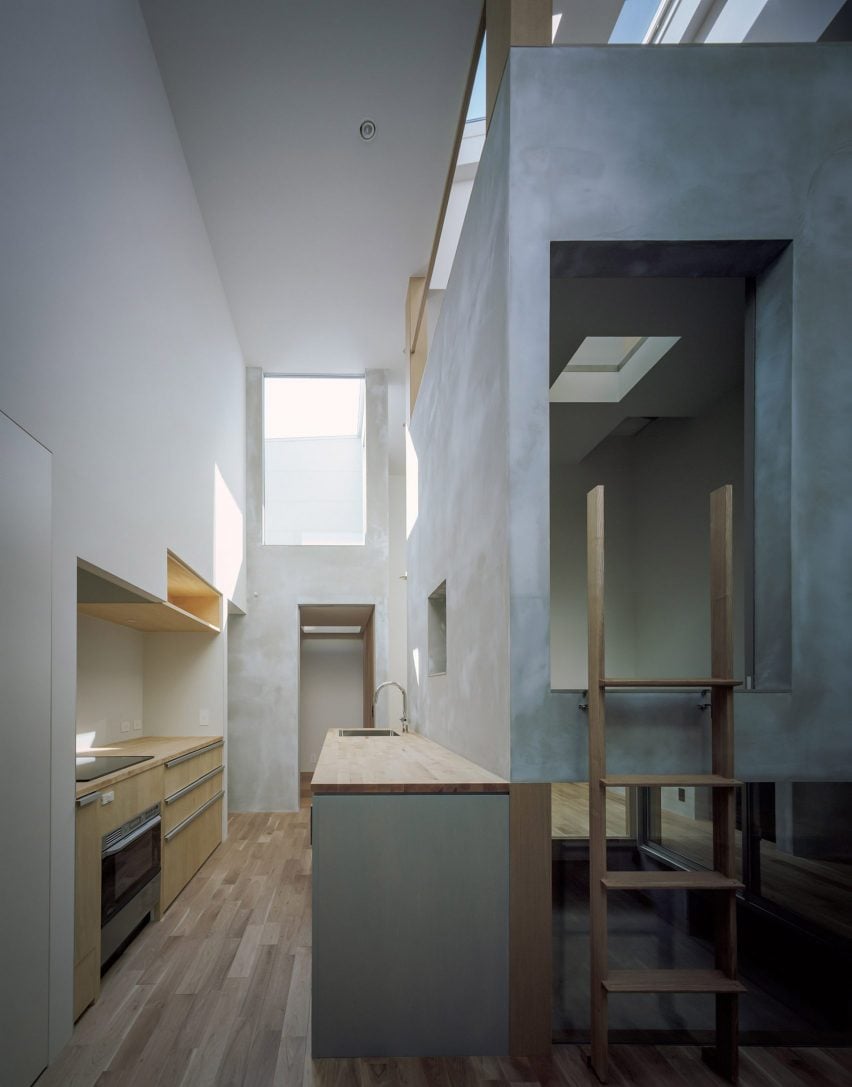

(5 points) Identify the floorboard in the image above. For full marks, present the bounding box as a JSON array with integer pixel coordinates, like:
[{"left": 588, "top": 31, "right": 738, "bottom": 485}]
[{"left": 37, "top": 803, "right": 848, "bottom": 1087}]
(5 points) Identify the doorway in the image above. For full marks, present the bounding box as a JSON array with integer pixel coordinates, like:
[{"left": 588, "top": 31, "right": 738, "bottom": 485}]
[{"left": 298, "top": 604, "right": 375, "bottom": 781}]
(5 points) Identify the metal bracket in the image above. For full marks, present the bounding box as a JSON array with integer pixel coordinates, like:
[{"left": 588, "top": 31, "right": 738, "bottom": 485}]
[
  {"left": 698, "top": 688, "right": 711, "bottom": 711},
  {"left": 579, "top": 690, "right": 588, "bottom": 712}
]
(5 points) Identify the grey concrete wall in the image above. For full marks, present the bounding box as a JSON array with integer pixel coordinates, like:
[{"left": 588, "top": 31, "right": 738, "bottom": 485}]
[
  {"left": 551, "top": 389, "right": 746, "bottom": 690},
  {"left": 503, "top": 44, "right": 852, "bottom": 781},
  {"left": 406, "top": 78, "right": 512, "bottom": 779},
  {"left": 228, "top": 369, "right": 389, "bottom": 811},
  {"left": 312, "top": 793, "right": 509, "bottom": 1057}
]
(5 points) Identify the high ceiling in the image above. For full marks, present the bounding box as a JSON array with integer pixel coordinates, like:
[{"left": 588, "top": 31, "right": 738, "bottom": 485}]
[
  {"left": 140, "top": 0, "right": 849, "bottom": 387},
  {"left": 140, "top": 0, "right": 482, "bottom": 377}
]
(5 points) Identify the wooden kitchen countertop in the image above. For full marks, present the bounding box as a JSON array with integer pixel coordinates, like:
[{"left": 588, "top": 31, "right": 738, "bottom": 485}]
[
  {"left": 311, "top": 729, "right": 508, "bottom": 794},
  {"left": 75, "top": 735, "right": 223, "bottom": 798}
]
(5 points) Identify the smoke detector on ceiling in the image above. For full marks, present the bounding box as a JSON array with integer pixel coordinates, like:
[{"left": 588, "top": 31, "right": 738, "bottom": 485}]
[{"left": 359, "top": 119, "right": 376, "bottom": 141}]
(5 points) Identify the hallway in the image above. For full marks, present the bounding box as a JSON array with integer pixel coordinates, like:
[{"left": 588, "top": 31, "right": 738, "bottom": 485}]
[{"left": 41, "top": 805, "right": 851, "bottom": 1086}]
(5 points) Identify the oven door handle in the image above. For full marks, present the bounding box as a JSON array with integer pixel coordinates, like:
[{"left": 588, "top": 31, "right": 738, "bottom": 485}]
[{"left": 102, "top": 813, "right": 161, "bottom": 857}]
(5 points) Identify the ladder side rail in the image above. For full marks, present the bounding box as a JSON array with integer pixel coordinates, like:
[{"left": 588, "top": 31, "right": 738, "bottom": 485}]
[
  {"left": 587, "top": 485, "right": 608, "bottom": 1082},
  {"left": 709, "top": 484, "right": 739, "bottom": 1083}
]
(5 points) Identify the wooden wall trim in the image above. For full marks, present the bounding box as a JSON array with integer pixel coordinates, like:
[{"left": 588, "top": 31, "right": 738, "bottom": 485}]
[
  {"left": 409, "top": 5, "right": 485, "bottom": 364},
  {"left": 509, "top": 782, "right": 552, "bottom": 1056},
  {"left": 486, "top": 0, "right": 551, "bottom": 127}
]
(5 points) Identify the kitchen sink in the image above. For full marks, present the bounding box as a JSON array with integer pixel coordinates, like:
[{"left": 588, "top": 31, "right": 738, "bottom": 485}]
[{"left": 338, "top": 729, "right": 399, "bottom": 737}]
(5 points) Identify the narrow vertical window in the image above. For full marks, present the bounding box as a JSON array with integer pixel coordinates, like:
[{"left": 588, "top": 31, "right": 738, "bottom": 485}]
[{"left": 263, "top": 376, "right": 366, "bottom": 545}]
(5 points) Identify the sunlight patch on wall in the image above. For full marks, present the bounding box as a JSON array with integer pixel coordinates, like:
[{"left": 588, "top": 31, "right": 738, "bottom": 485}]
[{"left": 214, "top": 463, "right": 244, "bottom": 601}]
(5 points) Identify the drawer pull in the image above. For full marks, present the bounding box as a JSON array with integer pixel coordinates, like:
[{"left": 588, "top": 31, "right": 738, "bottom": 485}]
[
  {"left": 164, "top": 765, "right": 224, "bottom": 804},
  {"left": 164, "top": 740, "right": 224, "bottom": 768},
  {"left": 164, "top": 789, "right": 224, "bottom": 841},
  {"left": 76, "top": 791, "right": 102, "bottom": 807}
]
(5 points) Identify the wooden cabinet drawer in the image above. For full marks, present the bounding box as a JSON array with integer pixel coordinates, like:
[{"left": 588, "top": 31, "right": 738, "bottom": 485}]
[
  {"left": 74, "top": 796, "right": 101, "bottom": 1020},
  {"left": 97, "top": 765, "right": 163, "bottom": 837},
  {"left": 161, "top": 793, "right": 223, "bottom": 910},
  {"left": 163, "top": 741, "right": 223, "bottom": 797},
  {"left": 163, "top": 764, "right": 225, "bottom": 833}
]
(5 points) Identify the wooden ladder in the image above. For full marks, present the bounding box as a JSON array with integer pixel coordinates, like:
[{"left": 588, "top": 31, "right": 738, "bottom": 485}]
[{"left": 586, "top": 483, "right": 744, "bottom": 1083}]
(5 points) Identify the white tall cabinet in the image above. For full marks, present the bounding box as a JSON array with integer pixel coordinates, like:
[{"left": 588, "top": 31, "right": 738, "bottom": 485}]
[{"left": 0, "top": 411, "right": 52, "bottom": 1085}]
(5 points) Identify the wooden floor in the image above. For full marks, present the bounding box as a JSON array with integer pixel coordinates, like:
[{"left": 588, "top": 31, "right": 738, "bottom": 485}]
[{"left": 40, "top": 803, "right": 850, "bottom": 1087}]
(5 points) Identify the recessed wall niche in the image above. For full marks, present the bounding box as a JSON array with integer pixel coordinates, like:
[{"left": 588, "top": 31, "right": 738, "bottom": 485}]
[
  {"left": 427, "top": 581, "right": 447, "bottom": 676},
  {"left": 549, "top": 274, "right": 748, "bottom": 690}
]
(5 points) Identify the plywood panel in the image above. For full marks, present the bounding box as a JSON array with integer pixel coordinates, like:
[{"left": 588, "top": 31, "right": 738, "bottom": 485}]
[
  {"left": 163, "top": 766, "right": 225, "bottom": 833},
  {"left": 164, "top": 743, "right": 224, "bottom": 797},
  {"left": 509, "top": 783, "right": 551, "bottom": 1056},
  {"left": 74, "top": 799, "right": 101, "bottom": 1020},
  {"left": 486, "top": 0, "right": 550, "bottom": 125},
  {"left": 161, "top": 797, "right": 223, "bottom": 911},
  {"left": 299, "top": 604, "right": 373, "bottom": 628},
  {"left": 78, "top": 600, "right": 219, "bottom": 633},
  {"left": 362, "top": 608, "right": 375, "bottom": 728},
  {"left": 98, "top": 765, "right": 164, "bottom": 835}
]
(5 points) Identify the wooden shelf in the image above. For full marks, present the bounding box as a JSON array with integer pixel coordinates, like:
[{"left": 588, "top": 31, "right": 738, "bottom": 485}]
[
  {"left": 602, "top": 774, "right": 740, "bottom": 788},
  {"left": 602, "top": 871, "right": 743, "bottom": 891},
  {"left": 604, "top": 969, "right": 745, "bottom": 995},
  {"left": 602, "top": 678, "right": 741, "bottom": 688},
  {"left": 78, "top": 600, "right": 219, "bottom": 634},
  {"left": 77, "top": 552, "right": 222, "bottom": 634},
  {"left": 166, "top": 552, "right": 221, "bottom": 629}
]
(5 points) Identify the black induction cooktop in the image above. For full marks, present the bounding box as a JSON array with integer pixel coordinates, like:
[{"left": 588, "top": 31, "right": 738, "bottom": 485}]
[{"left": 75, "top": 753, "right": 155, "bottom": 782}]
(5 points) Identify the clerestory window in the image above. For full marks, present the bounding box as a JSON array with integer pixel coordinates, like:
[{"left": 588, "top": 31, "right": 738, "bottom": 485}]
[{"left": 263, "top": 375, "right": 366, "bottom": 546}]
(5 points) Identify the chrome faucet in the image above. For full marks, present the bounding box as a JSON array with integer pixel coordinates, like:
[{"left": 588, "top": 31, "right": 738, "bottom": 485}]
[{"left": 372, "top": 681, "right": 408, "bottom": 733}]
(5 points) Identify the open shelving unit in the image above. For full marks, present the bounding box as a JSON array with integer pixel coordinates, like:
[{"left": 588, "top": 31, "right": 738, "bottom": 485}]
[
  {"left": 586, "top": 483, "right": 743, "bottom": 1083},
  {"left": 78, "top": 552, "right": 221, "bottom": 633}
]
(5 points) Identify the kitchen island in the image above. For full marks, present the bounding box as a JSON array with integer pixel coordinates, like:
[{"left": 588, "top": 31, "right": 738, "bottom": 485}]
[{"left": 310, "top": 729, "right": 551, "bottom": 1058}]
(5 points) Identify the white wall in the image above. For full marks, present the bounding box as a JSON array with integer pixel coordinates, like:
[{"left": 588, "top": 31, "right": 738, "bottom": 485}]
[
  {"left": 299, "top": 639, "right": 364, "bottom": 770},
  {"left": 0, "top": 1, "right": 246, "bottom": 1057},
  {"left": 76, "top": 615, "right": 144, "bottom": 746},
  {"left": 143, "top": 633, "right": 227, "bottom": 739}
]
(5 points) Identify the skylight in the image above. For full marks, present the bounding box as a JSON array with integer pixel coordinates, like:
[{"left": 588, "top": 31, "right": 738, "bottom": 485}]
[
  {"left": 466, "top": 37, "right": 486, "bottom": 123},
  {"left": 609, "top": 0, "right": 663, "bottom": 43},
  {"left": 550, "top": 336, "right": 681, "bottom": 403},
  {"left": 562, "top": 335, "right": 646, "bottom": 372}
]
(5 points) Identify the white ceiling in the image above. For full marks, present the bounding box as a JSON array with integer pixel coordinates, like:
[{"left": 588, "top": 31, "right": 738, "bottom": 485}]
[{"left": 140, "top": 0, "right": 483, "bottom": 378}]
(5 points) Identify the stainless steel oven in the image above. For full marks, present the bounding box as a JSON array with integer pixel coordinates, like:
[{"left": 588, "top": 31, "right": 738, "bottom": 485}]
[{"left": 101, "top": 804, "right": 161, "bottom": 969}]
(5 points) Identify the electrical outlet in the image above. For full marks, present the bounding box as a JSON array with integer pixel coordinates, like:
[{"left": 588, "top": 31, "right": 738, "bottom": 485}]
[
  {"left": 132, "top": 719, "right": 142, "bottom": 731},
  {"left": 101, "top": 791, "right": 114, "bottom": 805},
  {"left": 121, "top": 720, "right": 131, "bottom": 734},
  {"left": 199, "top": 708, "right": 210, "bottom": 729}
]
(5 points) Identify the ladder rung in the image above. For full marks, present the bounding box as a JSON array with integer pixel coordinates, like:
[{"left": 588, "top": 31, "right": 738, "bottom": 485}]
[
  {"left": 601, "top": 774, "right": 740, "bottom": 788},
  {"left": 602, "top": 871, "right": 743, "bottom": 891},
  {"left": 603, "top": 969, "right": 745, "bottom": 994},
  {"left": 601, "top": 678, "right": 741, "bottom": 688}
]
